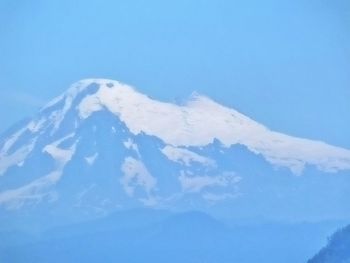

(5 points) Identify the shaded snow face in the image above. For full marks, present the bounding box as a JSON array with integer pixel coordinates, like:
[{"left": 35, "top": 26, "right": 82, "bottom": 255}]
[{"left": 0, "top": 78, "right": 349, "bottom": 218}]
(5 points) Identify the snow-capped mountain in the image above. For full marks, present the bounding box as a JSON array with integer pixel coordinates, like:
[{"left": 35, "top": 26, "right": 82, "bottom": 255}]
[{"left": 0, "top": 79, "right": 350, "bottom": 221}]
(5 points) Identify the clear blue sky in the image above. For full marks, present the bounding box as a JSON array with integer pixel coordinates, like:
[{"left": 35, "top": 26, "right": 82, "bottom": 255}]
[{"left": 1, "top": 0, "right": 349, "bottom": 148}]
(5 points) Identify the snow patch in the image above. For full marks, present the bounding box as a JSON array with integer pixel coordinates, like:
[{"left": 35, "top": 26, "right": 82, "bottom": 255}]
[
  {"left": 179, "top": 171, "right": 241, "bottom": 193},
  {"left": 43, "top": 134, "right": 76, "bottom": 166},
  {"left": 27, "top": 118, "right": 46, "bottom": 133},
  {"left": 85, "top": 153, "right": 98, "bottom": 165},
  {"left": 123, "top": 138, "right": 140, "bottom": 155},
  {"left": 161, "top": 145, "right": 215, "bottom": 167},
  {"left": 120, "top": 157, "right": 157, "bottom": 198},
  {"left": 0, "top": 135, "right": 78, "bottom": 208},
  {"left": 0, "top": 171, "right": 60, "bottom": 209},
  {"left": 45, "top": 79, "right": 103, "bottom": 135},
  {"left": 0, "top": 139, "right": 36, "bottom": 175}
]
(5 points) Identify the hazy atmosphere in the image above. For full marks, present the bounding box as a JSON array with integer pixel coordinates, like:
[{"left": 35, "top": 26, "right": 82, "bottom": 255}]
[
  {"left": 1, "top": 0, "right": 350, "bottom": 146},
  {"left": 1, "top": 1, "right": 349, "bottom": 262}
]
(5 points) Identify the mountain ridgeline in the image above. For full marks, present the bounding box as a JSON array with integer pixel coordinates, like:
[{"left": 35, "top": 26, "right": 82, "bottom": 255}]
[
  {"left": 0, "top": 79, "right": 349, "bottom": 262},
  {"left": 1, "top": 79, "right": 349, "bottom": 220}
]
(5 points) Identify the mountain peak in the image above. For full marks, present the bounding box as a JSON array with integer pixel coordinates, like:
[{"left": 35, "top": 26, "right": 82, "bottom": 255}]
[
  {"left": 2, "top": 78, "right": 350, "bottom": 175},
  {"left": 1, "top": 79, "right": 350, "bottom": 214}
]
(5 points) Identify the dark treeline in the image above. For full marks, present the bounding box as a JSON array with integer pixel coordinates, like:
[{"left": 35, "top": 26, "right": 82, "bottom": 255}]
[{"left": 309, "top": 224, "right": 350, "bottom": 263}]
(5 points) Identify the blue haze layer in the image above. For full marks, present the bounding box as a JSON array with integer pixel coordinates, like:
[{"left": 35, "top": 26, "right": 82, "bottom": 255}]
[{"left": 0, "top": 0, "right": 349, "bottom": 148}]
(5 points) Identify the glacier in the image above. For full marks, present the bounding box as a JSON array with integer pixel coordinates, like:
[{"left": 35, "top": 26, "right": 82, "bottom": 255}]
[{"left": 0, "top": 79, "right": 349, "bottom": 220}]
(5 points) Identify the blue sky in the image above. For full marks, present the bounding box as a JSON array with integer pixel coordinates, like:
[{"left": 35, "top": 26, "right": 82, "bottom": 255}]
[{"left": 1, "top": 0, "right": 349, "bottom": 148}]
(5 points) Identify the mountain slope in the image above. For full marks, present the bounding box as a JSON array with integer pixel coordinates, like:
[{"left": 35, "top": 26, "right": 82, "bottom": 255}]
[
  {"left": 308, "top": 224, "right": 350, "bottom": 263},
  {"left": 0, "top": 79, "right": 349, "bottom": 222}
]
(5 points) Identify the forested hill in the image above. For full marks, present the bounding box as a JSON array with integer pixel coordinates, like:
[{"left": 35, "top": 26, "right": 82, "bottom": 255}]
[{"left": 308, "top": 224, "right": 350, "bottom": 263}]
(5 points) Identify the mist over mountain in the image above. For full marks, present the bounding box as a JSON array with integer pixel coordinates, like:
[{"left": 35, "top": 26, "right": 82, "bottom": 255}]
[
  {"left": 0, "top": 79, "right": 349, "bottom": 262},
  {"left": 1, "top": 209, "right": 345, "bottom": 263},
  {"left": 1, "top": 79, "right": 350, "bottom": 220}
]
